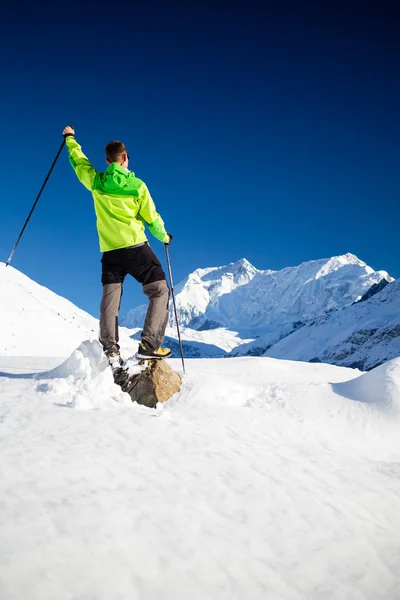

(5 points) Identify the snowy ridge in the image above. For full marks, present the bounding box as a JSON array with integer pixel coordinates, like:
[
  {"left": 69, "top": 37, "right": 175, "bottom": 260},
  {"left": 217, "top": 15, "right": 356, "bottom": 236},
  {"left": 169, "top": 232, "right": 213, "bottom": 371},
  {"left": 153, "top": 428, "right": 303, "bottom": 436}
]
[
  {"left": 2, "top": 255, "right": 397, "bottom": 369},
  {"left": 121, "top": 252, "right": 396, "bottom": 367},
  {"left": 121, "top": 253, "right": 391, "bottom": 338},
  {"left": 0, "top": 262, "right": 98, "bottom": 356},
  {"left": 121, "top": 257, "right": 261, "bottom": 329},
  {"left": 334, "top": 358, "right": 400, "bottom": 414},
  {"left": 1, "top": 346, "right": 400, "bottom": 599},
  {"left": 0, "top": 263, "right": 139, "bottom": 358},
  {"left": 257, "top": 277, "right": 400, "bottom": 370}
]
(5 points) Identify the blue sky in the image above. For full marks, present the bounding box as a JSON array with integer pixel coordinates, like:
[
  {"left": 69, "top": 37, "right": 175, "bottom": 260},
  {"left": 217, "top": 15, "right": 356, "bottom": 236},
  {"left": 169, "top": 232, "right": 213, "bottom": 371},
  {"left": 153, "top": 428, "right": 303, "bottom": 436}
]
[{"left": 1, "top": 2, "right": 399, "bottom": 317}]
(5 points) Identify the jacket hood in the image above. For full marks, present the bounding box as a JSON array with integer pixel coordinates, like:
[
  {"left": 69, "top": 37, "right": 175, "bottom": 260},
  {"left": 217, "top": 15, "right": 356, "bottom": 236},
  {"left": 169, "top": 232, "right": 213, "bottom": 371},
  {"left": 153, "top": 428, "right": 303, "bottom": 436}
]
[{"left": 100, "top": 163, "right": 136, "bottom": 192}]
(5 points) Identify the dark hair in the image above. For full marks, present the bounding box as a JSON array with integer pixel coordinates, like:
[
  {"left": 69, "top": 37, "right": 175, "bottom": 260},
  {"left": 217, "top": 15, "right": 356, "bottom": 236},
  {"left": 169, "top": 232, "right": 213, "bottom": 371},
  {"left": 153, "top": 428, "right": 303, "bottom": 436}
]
[{"left": 105, "top": 141, "right": 128, "bottom": 163}]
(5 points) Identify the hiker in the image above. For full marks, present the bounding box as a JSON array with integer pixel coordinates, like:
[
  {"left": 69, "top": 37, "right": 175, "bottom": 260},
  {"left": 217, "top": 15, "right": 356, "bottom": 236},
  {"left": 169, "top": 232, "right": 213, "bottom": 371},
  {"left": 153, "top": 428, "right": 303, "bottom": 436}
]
[{"left": 62, "top": 126, "right": 172, "bottom": 368}]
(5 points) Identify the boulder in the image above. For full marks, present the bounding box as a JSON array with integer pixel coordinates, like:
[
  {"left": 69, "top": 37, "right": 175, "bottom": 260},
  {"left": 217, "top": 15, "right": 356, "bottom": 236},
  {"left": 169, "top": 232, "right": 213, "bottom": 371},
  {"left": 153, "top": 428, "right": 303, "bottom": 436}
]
[{"left": 124, "top": 360, "right": 182, "bottom": 408}]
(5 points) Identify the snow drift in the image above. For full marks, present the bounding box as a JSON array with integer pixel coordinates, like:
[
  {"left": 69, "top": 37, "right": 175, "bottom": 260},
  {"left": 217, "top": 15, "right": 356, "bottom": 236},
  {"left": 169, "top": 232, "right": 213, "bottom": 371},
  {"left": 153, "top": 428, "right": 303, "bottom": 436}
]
[
  {"left": 38, "top": 340, "right": 130, "bottom": 409},
  {"left": 35, "top": 340, "right": 151, "bottom": 409},
  {"left": 333, "top": 357, "right": 400, "bottom": 414}
]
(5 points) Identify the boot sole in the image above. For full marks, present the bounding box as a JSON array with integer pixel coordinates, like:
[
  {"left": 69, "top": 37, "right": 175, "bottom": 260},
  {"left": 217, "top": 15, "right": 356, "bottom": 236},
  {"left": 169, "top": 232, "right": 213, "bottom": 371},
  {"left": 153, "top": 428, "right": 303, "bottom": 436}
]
[{"left": 137, "top": 352, "right": 172, "bottom": 360}]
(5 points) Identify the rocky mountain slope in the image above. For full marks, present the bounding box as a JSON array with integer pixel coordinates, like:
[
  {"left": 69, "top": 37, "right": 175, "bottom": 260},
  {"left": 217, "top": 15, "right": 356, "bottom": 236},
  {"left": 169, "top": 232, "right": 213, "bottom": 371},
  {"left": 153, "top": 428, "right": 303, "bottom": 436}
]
[{"left": 122, "top": 253, "right": 396, "bottom": 368}]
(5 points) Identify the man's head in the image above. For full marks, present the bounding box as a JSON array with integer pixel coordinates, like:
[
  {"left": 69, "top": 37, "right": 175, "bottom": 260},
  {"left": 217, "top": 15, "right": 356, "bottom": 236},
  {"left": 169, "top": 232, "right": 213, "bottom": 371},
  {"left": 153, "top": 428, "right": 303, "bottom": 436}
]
[{"left": 105, "top": 141, "right": 129, "bottom": 168}]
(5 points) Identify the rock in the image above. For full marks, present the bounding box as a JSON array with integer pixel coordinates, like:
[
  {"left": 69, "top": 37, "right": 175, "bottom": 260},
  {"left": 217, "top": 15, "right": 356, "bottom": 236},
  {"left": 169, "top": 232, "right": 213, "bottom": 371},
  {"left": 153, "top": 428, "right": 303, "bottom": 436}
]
[{"left": 125, "top": 360, "right": 182, "bottom": 408}]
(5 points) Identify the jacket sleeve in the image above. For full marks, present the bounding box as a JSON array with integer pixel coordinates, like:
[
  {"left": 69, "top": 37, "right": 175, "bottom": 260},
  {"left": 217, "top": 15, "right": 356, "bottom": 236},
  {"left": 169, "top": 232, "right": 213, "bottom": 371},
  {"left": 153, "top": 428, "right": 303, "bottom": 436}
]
[
  {"left": 138, "top": 183, "right": 169, "bottom": 243},
  {"left": 65, "top": 136, "right": 97, "bottom": 191}
]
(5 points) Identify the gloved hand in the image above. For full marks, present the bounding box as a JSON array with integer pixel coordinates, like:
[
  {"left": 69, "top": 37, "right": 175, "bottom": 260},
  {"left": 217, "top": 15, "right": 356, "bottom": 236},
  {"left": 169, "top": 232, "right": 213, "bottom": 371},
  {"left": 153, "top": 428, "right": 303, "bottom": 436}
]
[
  {"left": 165, "top": 233, "right": 173, "bottom": 245},
  {"left": 63, "top": 125, "right": 75, "bottom": 138}
]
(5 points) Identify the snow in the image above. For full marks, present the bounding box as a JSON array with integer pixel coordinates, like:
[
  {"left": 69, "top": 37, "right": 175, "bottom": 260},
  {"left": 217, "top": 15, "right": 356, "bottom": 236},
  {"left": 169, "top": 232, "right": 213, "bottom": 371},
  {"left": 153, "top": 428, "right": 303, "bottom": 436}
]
[
  {"left": 2, "top": 254, "right": 400, "bottom": 597},
  {"left": 0, "top": 262, "right": 138, "bottom": 358},
  {"left": 221, "top": 254, "right": 391, "bottom": 339},
  {"left": 334, "top": 358, "right": 400, "bottom": 414},
  {"left": 120, "top": 253, "right": 395, "bottom": 368},
  {"left": 0, "top": 262, "right": 98, "bottom": 356},
  {"left": 121, "top": 253, "right": 391, "bottom": 338},
  {"left": 1, "top": 342, "right": 400, "bottom": 599},
  {"left": 38, "top": 340, "right": 134, "bottom": 409},
  {"left": 261, "top": 278, "right": 400, "bottom": 370},
  {"left": 3, "top": 254, "right": 397, "bottom": 371},
  {"left": 128, "top": 325, "right": 253, "bottom": 357},
  {"left": 121, "top": 257, "right": 261, "bottom": 330}
]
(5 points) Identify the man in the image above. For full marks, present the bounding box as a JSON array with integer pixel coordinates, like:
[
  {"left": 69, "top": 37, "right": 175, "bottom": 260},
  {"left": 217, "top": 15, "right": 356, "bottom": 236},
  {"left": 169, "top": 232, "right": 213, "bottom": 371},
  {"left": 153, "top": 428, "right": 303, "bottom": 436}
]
[{"left": 62, "top": 126, "right": 172, "bottom": 369}]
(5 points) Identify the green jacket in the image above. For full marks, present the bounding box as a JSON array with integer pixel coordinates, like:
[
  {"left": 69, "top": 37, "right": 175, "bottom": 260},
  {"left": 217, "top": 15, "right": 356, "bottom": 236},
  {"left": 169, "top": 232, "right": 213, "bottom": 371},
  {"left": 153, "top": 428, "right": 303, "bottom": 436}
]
[{"left": 65, "top": 136, "right": 169, "bottom": 252}]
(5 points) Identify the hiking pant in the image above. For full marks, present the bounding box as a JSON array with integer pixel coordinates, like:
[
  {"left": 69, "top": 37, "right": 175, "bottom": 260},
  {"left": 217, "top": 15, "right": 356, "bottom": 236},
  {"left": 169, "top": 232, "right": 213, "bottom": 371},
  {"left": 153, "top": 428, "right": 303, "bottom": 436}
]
[{"left": 99, "top": 243, "right": 170, "bottom": 355}]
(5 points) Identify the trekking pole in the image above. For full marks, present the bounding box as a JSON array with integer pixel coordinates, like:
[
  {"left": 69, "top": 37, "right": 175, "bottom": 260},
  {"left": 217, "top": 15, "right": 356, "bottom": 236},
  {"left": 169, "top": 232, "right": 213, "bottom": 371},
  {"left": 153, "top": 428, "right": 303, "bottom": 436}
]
[
  {"left": 165, "top": 244, "right": 186, "bottom": 374},
  {"left": 6, "top": 137, "right": 68, "bottom": 267}
]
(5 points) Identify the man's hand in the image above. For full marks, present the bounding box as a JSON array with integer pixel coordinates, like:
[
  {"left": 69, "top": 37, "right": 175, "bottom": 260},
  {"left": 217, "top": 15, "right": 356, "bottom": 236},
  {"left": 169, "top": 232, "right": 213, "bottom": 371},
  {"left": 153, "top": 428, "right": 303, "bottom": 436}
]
[
  {"left": 165, "top": 233, "right": 173, "bottom": 245},
  {"left": 63, "top": 126, "right": 75, "bottom": 138}
]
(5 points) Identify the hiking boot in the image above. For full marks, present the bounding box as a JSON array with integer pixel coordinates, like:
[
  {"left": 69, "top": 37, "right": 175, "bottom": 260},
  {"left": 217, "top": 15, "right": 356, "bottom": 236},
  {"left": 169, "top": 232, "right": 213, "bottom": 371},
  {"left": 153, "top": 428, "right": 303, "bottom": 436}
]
[
  {"left": 106, "top": 351, "right": 125, "bottom": 371},
  {"left": 105, "top": 352, "right": 131, "bottom": 389},
  {"left": 137, "top": 342, "right": 172, "bottom": 359}
]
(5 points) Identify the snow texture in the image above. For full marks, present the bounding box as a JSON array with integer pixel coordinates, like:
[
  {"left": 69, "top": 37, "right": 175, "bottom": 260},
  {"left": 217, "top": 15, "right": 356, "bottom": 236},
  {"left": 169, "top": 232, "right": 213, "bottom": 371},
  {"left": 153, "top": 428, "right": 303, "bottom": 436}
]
[
  {"left": 259, "top": 277, "right": 400, "bottom": 370},
  {"left": 121, "top": 253, "right": 399, "bottom": 369},
  {"left": 38, "top": 339, "right": 134, "bottom": 409},
  {"left": 0, "top": 262, "right": 98, "bottom": 356},
  {"left": 0, "top": 262, "right": 137, "bottom": 358},
  {"left": 128, "top": 325, "right": 252, "bottom": 358},
  {"left": 333, "top": 358, "right": 400, "bottom": 415},
  {"left": 3, "top": 254, "right": 398, "bottom": 371},
  {"left": 121, "top": 254, "right": 391, "bottom": 339},
  {"left": 1, "top": 345, "right": 400, "bottom": 599}
]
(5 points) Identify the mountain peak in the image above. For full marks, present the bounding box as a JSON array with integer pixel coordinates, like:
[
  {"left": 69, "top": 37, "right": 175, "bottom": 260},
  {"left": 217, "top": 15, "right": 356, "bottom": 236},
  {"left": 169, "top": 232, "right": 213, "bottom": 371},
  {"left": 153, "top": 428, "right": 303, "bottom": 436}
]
[
  {"left": 121, "top": 253, "right": 392, "bottom": 334},
  {"left": 312, "top": 253, "right": 368, "bottom": 280},
  {"left": 233, "top": 258, "right": 252, "bottom": 269},
  {"left": 342, "top": 252, "right": 364, "bottom": 264},
  {"left": 223, "top": 258, "right": 258, "bottom": 277}
]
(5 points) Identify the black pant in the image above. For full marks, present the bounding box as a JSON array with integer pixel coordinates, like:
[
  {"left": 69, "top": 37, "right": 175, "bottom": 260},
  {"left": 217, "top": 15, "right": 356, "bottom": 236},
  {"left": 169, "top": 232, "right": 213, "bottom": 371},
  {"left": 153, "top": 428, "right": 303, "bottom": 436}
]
[{"left": 101, "top": 243, "right": 166, "bottom": 285}]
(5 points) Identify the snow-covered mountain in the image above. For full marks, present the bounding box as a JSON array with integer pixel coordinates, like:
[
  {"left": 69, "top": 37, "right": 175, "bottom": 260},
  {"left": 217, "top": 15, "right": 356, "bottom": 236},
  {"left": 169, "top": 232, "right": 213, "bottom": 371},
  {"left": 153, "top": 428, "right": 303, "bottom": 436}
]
[
  {"left": 0, "top": 262, "right": 244, "bottom": 359},
  {"left": 255, "top": 277, "right": 400, "bottom": 370},
  {"left": 122, "top": 252, "right": 392, "bottom": 339},
  {"left": 122, "top": 253, "right": 400, "bottom": 368},
  {"left": 0, "top": 262, "right": 98, "bottom": 356},
  {"left": 121, "top": 257, "right": 261, "bottom": 330},
  {"left": 213, "top": 254, "right": 391, "bottom": 339},
  {"left": 3, "top": 253, "right": 398, "bottom": 370}
]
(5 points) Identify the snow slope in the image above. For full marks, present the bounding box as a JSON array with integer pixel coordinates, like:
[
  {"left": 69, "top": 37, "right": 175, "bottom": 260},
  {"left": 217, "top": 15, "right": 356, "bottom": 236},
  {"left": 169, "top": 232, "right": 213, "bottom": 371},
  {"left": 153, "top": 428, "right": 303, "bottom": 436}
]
[
  {"left": 0, "top": 262, "right": 246, "bottom": 360},
  {"left": 0, "top": 262, "right": 98, "bottom": 356},
  {"left": 1, "top": 342, "right": 400, "bottom": 600},
  {"left": 0, "top": 263, "right": 138, "bottom": 358},
  {"left": 2, "top": 254, "right": 398, "bottom": 370},
  {"left": 121, "top": 254, "right": 391, "bottom": 339},
  {"left": 122, "top": 257, "right": 261, "bottom": 330},
  {"left": 248, "top": 278, "right": 400, "bottom": 370},
  {"left": 128, "top": 325, "right": 253, "bottom": 357}
]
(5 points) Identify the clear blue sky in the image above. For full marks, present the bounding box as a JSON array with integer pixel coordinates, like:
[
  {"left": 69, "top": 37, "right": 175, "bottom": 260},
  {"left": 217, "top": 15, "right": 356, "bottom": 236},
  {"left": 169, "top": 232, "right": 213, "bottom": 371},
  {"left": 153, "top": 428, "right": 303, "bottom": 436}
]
[{"left": 1, "top": 2, "right": 399, "bottom": 317}]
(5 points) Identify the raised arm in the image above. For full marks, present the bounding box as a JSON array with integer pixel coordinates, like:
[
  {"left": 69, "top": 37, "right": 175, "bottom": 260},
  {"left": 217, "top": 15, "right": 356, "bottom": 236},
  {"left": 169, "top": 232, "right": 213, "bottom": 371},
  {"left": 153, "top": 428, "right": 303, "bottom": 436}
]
[{"left": 63, "top": 126, "right": 97, "bottom": 191}]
